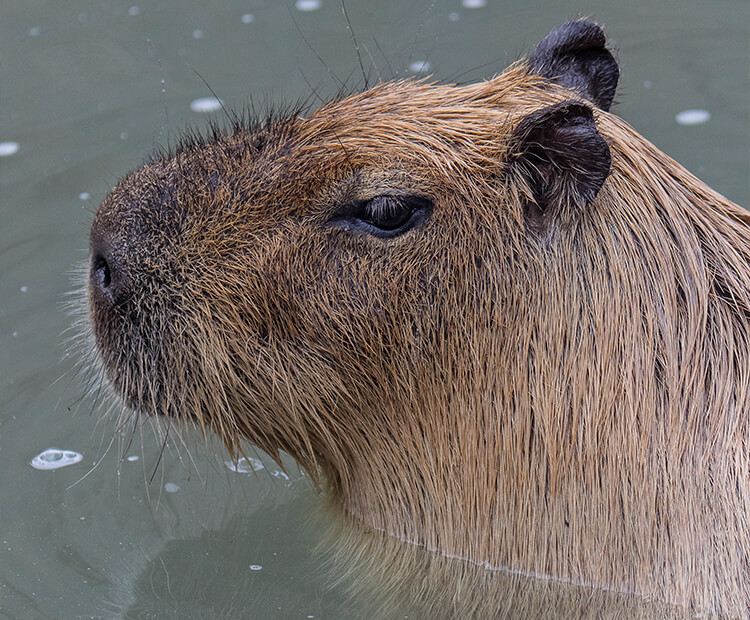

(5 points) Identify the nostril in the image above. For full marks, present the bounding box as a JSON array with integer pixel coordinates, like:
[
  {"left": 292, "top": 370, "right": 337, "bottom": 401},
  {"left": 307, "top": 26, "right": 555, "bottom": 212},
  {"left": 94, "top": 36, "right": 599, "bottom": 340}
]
[{"left": 93, "top": 254, "right": 112, "bottom": 289}]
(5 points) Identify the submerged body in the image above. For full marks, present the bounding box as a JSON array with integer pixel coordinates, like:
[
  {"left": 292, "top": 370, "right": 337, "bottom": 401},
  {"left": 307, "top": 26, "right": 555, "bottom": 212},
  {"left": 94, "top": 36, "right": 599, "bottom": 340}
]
[{"left": 87, "top": 22, "right": 750, "bottom": 614}]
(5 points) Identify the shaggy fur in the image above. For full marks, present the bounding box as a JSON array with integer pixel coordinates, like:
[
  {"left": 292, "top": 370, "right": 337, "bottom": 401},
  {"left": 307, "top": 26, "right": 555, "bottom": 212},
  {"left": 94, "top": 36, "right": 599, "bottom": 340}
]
[{"left": 86, "top": 23, "right": 750, "bottom": 615}]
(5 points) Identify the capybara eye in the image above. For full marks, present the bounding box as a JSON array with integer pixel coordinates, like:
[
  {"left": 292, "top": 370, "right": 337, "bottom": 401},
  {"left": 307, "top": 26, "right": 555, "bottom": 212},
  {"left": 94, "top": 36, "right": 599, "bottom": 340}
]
[{"left": 331, "top": 195, "right": 433, "bottom": 238}]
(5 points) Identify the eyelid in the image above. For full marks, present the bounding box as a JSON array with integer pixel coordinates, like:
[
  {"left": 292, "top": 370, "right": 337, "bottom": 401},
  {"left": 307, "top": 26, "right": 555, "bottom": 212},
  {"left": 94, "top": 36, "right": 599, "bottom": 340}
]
[{"left": 328, "top": 194, "right": 434, "bottom": 238}]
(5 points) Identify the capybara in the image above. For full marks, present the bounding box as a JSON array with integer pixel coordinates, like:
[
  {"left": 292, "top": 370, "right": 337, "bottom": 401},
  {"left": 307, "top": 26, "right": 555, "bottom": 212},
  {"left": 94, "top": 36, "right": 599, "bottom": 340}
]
[{"left": 86, "top": 21, "right": 750, "bottom": 615}]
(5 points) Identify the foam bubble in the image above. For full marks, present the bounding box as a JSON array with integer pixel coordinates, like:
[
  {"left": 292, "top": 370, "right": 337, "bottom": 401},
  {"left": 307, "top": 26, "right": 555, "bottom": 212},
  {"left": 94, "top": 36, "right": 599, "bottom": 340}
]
[
  {"left": 295, "top": 0, "right": 321, "bottom": 11},
  {"left": 190, "top": 97, "right": 222, "bottom": 113},
  {"left": 164, "top": 482, "right": 180, "bottom": 493},
  {"left": 226, "top": 457, "right": 264, "bottom": 473},
  {"left": 0, "top": 142, "right": 19, "bottom": 157},
  {"left": 409, "top": 60, "right": 431, "bottom": 73},
  {"left": 241, "top": 13, "right": 254, "bottom": 23},
  {"left": 675, "top": 109, "right": 710, "bottom": 126},
  {"left": 31, "top": 448, "right": 83, "bottom": 470}
]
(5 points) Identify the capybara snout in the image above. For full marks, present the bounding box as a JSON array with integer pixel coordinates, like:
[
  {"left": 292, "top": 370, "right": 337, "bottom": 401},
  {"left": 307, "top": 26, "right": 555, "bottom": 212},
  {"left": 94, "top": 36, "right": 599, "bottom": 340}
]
[{"left": 86, "top": 20, "right": 750, "bottom": 614}]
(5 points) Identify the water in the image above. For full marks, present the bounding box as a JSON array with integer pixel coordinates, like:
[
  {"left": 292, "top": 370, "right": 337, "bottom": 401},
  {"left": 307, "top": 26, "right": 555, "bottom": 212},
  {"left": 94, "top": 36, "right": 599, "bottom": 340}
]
[{"left": 1, "top": 0, "right": 747, "bottom": 618}]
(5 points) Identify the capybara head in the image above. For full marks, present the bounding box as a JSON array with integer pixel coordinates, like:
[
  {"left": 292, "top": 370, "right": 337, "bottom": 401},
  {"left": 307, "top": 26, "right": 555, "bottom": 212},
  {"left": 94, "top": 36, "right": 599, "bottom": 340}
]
[{"left": 86, "top": 21, "right": 750, "bottom": 613}]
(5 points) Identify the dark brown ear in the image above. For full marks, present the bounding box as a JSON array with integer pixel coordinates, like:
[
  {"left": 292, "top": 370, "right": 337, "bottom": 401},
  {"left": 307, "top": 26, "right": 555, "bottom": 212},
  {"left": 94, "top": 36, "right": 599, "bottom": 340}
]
[
  {"left": 530, "top": 21, "right": 619, "bottom": 111},
  {"left": 508, "top": 101, "right": 611, "bottom": 224}
]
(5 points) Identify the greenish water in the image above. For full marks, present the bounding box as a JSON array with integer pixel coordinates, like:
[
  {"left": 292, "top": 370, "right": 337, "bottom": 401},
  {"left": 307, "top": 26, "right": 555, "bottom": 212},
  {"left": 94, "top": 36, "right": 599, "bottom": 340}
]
[{"left": 1, "top": 1, "right": 747, "bottom": 618}]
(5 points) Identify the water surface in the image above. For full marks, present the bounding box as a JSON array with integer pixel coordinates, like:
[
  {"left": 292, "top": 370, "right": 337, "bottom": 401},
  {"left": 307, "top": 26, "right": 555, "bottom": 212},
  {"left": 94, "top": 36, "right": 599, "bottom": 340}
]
[{"left": 1, "top": 0, "right": 747, "bottom": 617}]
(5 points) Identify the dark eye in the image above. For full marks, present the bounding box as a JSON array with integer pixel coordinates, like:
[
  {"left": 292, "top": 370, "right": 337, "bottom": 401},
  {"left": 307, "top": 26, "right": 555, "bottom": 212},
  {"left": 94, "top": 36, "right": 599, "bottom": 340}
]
[{"left": 330, "top": 195, "right": 433, "bottom": 238}]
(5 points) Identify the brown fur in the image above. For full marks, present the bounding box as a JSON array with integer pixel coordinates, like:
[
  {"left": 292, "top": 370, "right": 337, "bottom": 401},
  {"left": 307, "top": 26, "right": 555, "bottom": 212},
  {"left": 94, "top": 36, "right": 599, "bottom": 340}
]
[{"left": 86, "top": 34, "right": 750, "bottom": 615}]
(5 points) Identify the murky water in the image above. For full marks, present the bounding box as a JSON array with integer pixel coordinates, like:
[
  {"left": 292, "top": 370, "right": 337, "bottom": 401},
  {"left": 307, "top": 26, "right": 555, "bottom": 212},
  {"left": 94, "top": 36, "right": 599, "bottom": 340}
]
[{"left": 1, "top": 0, "right": 747, "bottom": 618}]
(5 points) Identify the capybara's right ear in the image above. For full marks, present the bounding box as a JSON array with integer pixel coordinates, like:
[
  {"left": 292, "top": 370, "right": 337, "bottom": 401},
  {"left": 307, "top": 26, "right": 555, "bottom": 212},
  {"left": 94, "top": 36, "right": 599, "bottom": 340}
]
[
  {"left": 530, "top": 20, "right": 619, "bottom": 111},
  {"left": 507, "top": 100, "right": 611, "bottom": 224}
]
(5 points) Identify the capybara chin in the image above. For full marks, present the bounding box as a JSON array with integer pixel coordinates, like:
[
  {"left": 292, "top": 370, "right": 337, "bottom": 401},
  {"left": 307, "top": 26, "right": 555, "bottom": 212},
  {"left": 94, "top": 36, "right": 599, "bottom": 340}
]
[{"left": 86, "top": 20, "right": 750, "bottom": 614}]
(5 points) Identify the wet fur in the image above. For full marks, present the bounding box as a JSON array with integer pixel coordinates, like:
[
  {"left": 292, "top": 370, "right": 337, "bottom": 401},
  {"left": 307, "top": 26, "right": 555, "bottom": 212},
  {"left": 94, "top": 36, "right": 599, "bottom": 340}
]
[{"left": 86, "top": 24, "right": 750, "bottom": 615}]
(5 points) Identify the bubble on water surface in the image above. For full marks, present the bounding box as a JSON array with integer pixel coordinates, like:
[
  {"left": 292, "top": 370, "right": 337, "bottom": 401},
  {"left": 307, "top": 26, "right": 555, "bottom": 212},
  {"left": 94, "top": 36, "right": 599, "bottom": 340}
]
[
  {"left": 241, "top": 14, "right": 254, "bottom": 23},
  {"left": 409, "top": 60, "right": 431, "bottom": 73},
  {"left": 164, "top": 482, "right": 180, "bottom": 493},
  {"left": 31, "top": 448, "right": 83, "bottom": 470},
  {"left": 295, "top": 0, "right": 321, "bottom": 11},
  {"left": 126, "top": 455, "right": 139, "bottom": 462},
  {"left": 193, "top": 29, "right": 204, "bottom": 39},
  {"left": 225, "top": 457, "right": 264, "bottom": 473},
  {"left": 462, "top": 0, "right": 486, "bottom": 7},
  {"left": 0, "top": 142, "right": 19, "bottom": 157},
  {"left": 249, "top": 564, "right": 262, "bottom": 571},
  {"left": 128, "top": 6, "right": 140, "bottom": 16},
  {"left": 675, "top": 109, "right": 710, "bottom": 126},
  {"left": 79, "top": 192, "right": 90, "bottom": 200},
  {"left": 190, "top": 97, "right": 222, "bottom": 113},
  {"left": 28, "top": 26, "right": 41, "bottom": 37}
]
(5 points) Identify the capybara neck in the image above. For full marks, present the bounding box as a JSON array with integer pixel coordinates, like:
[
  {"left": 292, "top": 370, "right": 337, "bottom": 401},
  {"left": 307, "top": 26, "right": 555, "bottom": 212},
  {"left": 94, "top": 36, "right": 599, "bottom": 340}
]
[{"left": 86, "top": 20, "right": 750, "bottom": 614}]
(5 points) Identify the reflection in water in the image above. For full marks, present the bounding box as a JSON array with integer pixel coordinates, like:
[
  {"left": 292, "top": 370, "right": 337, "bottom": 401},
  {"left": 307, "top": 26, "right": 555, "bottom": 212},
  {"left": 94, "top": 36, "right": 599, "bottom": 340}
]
[{"left": 319, "top": 515, "right": 696, "bottom": 620}]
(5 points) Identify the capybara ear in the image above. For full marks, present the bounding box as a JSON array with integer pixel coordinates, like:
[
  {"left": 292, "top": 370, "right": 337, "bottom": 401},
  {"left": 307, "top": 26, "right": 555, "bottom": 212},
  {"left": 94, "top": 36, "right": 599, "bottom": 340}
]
[
  {"left": 508, "top": 101, "right": 611, "bottom": 222},
  {"left": 530, "top": 20, "right": 619, "bottom": 111}
]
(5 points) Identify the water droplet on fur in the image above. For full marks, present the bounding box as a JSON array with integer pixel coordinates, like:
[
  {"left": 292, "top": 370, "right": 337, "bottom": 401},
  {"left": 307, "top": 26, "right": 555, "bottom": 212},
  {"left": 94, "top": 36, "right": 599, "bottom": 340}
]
[
  {"left": 190, "top": 97, "right": 222, "bottom": 113},
  {"left": 164, "top": 482, "right": 180, "bottom": 493},
  {"left": 0, "top": 142, "right": 19, "bottom": 157},
  {"left": 31, "top": 448, "right": 83, "bottom": 470},
  {"left": 226, "top": 457, "right": 264, "bottom": 473},
  {"left": 295, "top": 0, "right": 321, "bottom": 11},
  {"left": 675, "top": 109, "right": 710, "bottom": 125}
]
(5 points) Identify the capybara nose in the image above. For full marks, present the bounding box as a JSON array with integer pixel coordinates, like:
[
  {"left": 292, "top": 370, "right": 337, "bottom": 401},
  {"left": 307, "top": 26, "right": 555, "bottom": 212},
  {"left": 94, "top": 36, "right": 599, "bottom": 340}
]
[
  {"left": 92, "top": 252, "right": 112, "bottom": 291},
  {"left": 89, "top": 236, "right": 127, "bottom": 308}
]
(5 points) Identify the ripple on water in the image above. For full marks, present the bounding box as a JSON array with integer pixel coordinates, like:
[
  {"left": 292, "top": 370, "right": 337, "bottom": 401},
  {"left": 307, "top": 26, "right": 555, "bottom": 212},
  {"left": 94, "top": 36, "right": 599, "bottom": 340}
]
[
  {"left": 295, "top": 0, "right": 321, "bottom": 11},
  {"left": 225, "top": 456, "right": 265, "bottom": 473},
  {"left": 0, "top": 142, "right": 20, "bottom": 157},
  {"left": 31, "top": 448, "right": 83, "bottom": 470},
  {"left": 409, "top": 60, "right": 431, "bottom": 73},
  {"left": 190, "top": 97, "right": 222, "bottom": 113},
  {"left": 675, "top": 109, "right": 711, "bottom": 126}
]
